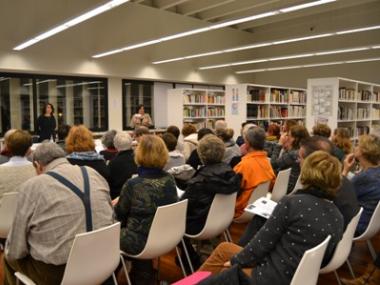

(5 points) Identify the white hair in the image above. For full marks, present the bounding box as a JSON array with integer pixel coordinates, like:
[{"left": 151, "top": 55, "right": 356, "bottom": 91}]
[
  {"left": 114, "top": 132, "right": 133, "bottom": 151},
  {"left": 214, "top": 120, "right": 227, "bottom": 131}
]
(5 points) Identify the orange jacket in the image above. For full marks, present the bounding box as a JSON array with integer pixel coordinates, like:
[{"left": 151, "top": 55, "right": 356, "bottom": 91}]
[{"left": 233, "top": 151, "right": 275, "bottom": 218}]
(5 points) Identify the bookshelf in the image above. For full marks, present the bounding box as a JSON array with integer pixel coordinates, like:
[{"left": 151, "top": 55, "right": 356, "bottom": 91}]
[
  {"left": 225, "top": 84, "right": 306, "bottom": 136},
  {"left": 167, "top": 89, "right": 225, "bottom": 130},
  {"left": 307, "top": 77, "right": 380, "bottom": 141}
]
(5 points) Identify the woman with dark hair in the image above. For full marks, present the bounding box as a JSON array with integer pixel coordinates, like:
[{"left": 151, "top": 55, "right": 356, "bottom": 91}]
[
  {"left": 36, "top": 103, "right": 56, "bottom": 142},
  {"left": 130, "top": 104, "right": 153, "bottom": 129}
]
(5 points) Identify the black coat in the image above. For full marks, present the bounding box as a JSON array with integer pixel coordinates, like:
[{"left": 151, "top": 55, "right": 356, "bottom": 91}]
[
  {"left": 37, "top": 115, "right": 56, "bottom": 142},
  {"left": 67, "top": 158, "right": 109, "bottom": 182},
  {"left": 108, "top": 150, "right": 138, "bottom": 199},
  {"left": 181, "top": 162, "right": 241, "bottom": 235}
]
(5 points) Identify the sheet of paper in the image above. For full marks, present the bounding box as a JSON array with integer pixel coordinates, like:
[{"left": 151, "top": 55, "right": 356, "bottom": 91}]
[{"left": 244, "top": 197, "right": 278, "bottom": 219}]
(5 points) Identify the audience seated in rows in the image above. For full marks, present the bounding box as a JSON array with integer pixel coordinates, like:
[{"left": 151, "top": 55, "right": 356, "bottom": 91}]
[
  {"left": 271, "top": 125, "right": 310, "bottom": 193},
  {"left": 132, "top": 126, "right": 150, "bottom": 149},
  {"left": 0, "top": 129, "right": 16, "bottom": 165},
  {"left": 108, "top": 131, "right": 137, "bottom": 199},
  {"left": 182, "top": 124, "right": 198, "bottom": 160},
  {"left": 162, "top": 132, "right": 185, "bottom": 171},
  {"left": 3, "top": 142, "right": 113, "bottom": 285},
  {"left": 332, "top": 127, "right": 352, "bottom": 161},
  {"left": 166, "top": 125, "right": 184, "bottom": 154},
  {"left": 65, "top": 125, "right": 109, "bottom": 181},
  {"left": 0, "top": 130, "right": 35, "bottom": 200},
  {"left": 215, "top": 128, "right": 241, "bottom": 165},
  {"left": 100, "top": 129, "right": 118, "bottom": 162},
  {"left": 198, "top": 151, "right": 344, "bottom": 285},
  {"left": 233, "top": 127, "right": 275, "bottom": 218},
  {"left": 266, "top": 123, "right": 281, "bottom": 142},
  {"left": 187, "top": 128, "right": 214, "bottom": 170},
  {"left": 342, "top": 134, "right": 380, "bottom": 236},
  {"left": 114, "top": 134, "right": 178, "bottom": 284}
]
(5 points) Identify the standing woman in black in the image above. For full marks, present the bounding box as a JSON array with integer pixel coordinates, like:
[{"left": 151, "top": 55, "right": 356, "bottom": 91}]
[{"left": 37, "top": 103, "right": 56, "bottom": 142}]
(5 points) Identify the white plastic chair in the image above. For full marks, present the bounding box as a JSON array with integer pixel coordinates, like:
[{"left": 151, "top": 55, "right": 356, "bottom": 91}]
[
  {"left": 182, "top": 192, "right": 238, "bottom": 273},
  {"left": 15, "top": 222, "right": 121, "bottom": 285},
  {"left": 290, "top": 235, "right": 331, "bottom": 285},
  {"left": 270, "top": 168, "right": 291, "bottom": 202},
  {"left": 289, "top": 175, "right": 303, "bottom": 195},
  {"left": 121, "top": 200, "right": 188, "bottom": 283},
  {"left": 234, "top": 181, "right": 271, "bottom": 223},
  {"left": 320, "top": 208, "right": 363, "bottom": 285},
  {"left": 0, "top": 192, "right": 19, "bottom": 238}
]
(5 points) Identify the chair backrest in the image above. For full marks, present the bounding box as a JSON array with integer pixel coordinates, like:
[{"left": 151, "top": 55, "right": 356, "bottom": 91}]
[
  {"left": 133, "top": 199, "right": 188, "bottom": 259},
  {"left": 290, "top": 235, "right": 331, "bottom": 285},
  {"left": 60, "top": 222, "right": 121, "bottom": 285},
  {"left": 289, "top": 176, "right": 303, "bottom": 195},
  {"left": 188, "top": 193, "right": 237, "bottom": 240},
  {"left": 271, "top": 168, "right": 291, "bottom": 202},
  {"left": 0, "top": 192, "right": 19, "bottom": 238},
  {"left": 320, "top": 207, "right": 363, "bottom": 273},
  {"left": 234, "top": 181, "right": 271, "bottom": 223},
  {"left": 354, "top": 201, "right": 380, "bottom": 241}
]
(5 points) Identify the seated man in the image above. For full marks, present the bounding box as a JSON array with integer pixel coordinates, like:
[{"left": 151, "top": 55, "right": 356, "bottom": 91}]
[
  {"left": 3, "top": 142, "right": 114, "bottom": 285},
  {"left": 0, "top": 130, "right": 35, "bottom": 200},
  {"left": 233, "top": 127, "right": 275, "bottom": 218}
]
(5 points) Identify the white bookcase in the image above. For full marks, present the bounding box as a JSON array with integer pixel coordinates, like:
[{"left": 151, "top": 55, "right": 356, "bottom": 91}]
[
  {"left": 166, "top": 88, "right": 225, "bottom": 130},
  {"left": 225, "top": 84, "right": 307, "bottom": 136},
  {"left": 307, "top": 77, "right": 380, "bottom": 140}
]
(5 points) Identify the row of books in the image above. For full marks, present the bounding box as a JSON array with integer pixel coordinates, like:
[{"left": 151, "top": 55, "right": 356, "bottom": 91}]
[
  {"left": 288, "top": 106, "right": 306, "bottom": 117},
  {"left": 289, "top": 90, "right": 306, "bottom": 104},
  {"left": 357, "top": 107, "right": 370, "bottom": 120},
  {"left": 374, "top": 92, "right": 380, "bottom": 102},
  {"left": 207, "top": 95, "right": 225, "bottom": 104},
  {"left": 270, "top": 89, "right": 289, "bottom": 103},
  {"left": 372, "top": 108, "right": 380, "bottom": 119},
  {"left": 207, "top": 107, "right": 225, "bottom": 117},
  {"left": 270, "top": 106, "right": 289, "bottom": 118},
  {"left": 338, "top": 106, "right": 355, "bottom": 120},
  {"left": 248, "top": 88, "right": 267, "bottom": 102},
  {"left": 339, "top": 88, "right": 355, "bottom": 100},
  {"left": 358, "top": 90, "right": 372, "bottom": 101},
  {"left": 357, "top": 126, "right": 370, "bottom": 136},
  {"left": 183, "top": 107, "right": 206, "bottom": 118},
  {"left": 183, "top": 93, "right": 206, "bottom": 104},
  {"left": 247, "top": 105, "right": 269, "bottom": 118}
]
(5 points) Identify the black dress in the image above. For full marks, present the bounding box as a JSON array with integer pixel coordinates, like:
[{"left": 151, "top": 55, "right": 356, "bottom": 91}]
[{"left": 37, "top": 115, "right": 56, "bottom": 142}]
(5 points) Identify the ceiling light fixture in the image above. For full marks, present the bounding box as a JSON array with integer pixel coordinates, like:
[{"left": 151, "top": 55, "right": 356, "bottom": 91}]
[
  {"left": 235, "top": 57, "right": 380, "bottom": 74},
  {"left": 93, "top": 0, "right": 336, "bottom": 58},
  {"left": 152, "top": 24, "right": 380, "bottom": 65},
  {"left": 198, "top": 44, "right": 380, "bottom": 70},
  {"left": 13, "top": 0, "right": 129, "bottom": 50}
]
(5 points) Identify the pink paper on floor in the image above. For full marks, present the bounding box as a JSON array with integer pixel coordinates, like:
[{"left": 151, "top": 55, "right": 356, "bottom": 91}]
[{"left": 172, "top": 271, "right": 212, "bottom": 285}]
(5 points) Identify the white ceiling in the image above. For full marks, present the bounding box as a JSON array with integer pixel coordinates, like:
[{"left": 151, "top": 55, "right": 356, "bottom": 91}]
[{"left": 1, "top": 0, "right": 380, "bottom": 85}]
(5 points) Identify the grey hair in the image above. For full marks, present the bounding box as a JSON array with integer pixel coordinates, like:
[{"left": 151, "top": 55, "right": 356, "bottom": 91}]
[
  {"left": 114, "top": 132, "right": 133, "bottom": 151},
  {"left": 214, "top": 120, "right": 227, "bottom": 131},
  {"left": 245, "top": 127, "right": 266, "bottom": 150},
  {"left": 33, "top": 142, "right": 65, "bottom": 166},
  {"left": 197, "top": 134, "right": 225, "bottom": 165},
  {"left": 242, "top": 123, "right": 257, "bottom": 137},
  {"left": 101, "top": 130, "right": 117, "bottom": 148}
]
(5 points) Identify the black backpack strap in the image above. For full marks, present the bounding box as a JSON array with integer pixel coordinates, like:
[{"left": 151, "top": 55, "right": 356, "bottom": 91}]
[{"left": 46, "top": 166, "right": 93, "bottom": 231}]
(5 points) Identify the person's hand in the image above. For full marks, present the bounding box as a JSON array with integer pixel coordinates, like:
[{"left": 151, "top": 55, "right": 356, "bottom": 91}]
[
  {"left": 279, "top": 132, "right": 288, "bottom": 146},
  {"left": 112, "top": 197, "right": 119, "bottom": 206},
  {"left": 342, "top": 153, "right": 355, "bottom": 176},
  {"left": 223, "top": 261, "right": 231, "bottom": 267}
]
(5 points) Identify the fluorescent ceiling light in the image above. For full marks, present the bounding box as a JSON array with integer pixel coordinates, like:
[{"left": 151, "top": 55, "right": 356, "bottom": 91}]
[
  {"left": 93, "top": 0, "right": 336, "bottom": 58},
  {"left": 198, "top": 44, "right": 379, "bottom": 70},
  {"left": 14, "top": 0, "right": 129, "bottom": 50},
  {"left": 236, "top": 57, "right": 380, "bottom": 74},
  {"left": 152, "top": 24, "right": 380, "bottom": 65},
  {"left": 56, "top": 81, "right": 101, "bottom": 88}
]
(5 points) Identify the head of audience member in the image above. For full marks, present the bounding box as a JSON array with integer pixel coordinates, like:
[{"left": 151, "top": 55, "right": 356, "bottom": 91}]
[
  {"left": 300, "top": 151, "right": 341, "bottom": 199},
  {"left": 32, "top": 142, "right": 66, "bottom": 175},
  {"left": 57, "top": 125, "right": 71, "bottom": 141},
  {"left": 137, "top": 104, "right": 145, "bottom": 115},
  {"left": 42, "top": 103, "right": 54, "bottom": 116},
  {"left": 135, "top": 135, "right": 168, "bottom": 170},
  {"left": 197, "top": 128, "right": 214, "bottom": 141},
  {"left": 197, "top": 135, "right": 225, "bottom": 166},
  {"left": 216, "top": 128, "right": 234, "bottom": 143},
  {"left": 354, "top": 134, "right": 380, "bottom": 168},
  {"left": 242, "top": 123, "right": 257, "bottom": 138},
  {"left": 134, "top": 126, "right": 150, "bottom": 142},
  {"left": 101, "top": 129, "right": 117, "bottom": 150},
  {"left": 267, "top": 123, "right": 281, "bottom": 140},
  {"left": 332, "top": 127, "right": 352, "bottom": 155},
  {"left": 7, "top": 130, "right": 32, "bottom": 158},
  {"left": 298, "top": 136, "right": 334, "bottom": 166},
  {"left": 182, "top": 124, "right": 197, "bottom": 137},
  {"left": 214, "top": 120, "right": 227, "bottom": 131},
  {"left": 162, "top": 132, "right": 178, "bottom": 152},
  {"left": 166, "top": 125, "right": 180, "bottom": 139},
  {"left": 312, "top": 123, "right": 331, "bottom": 138},
  {"left": 113, "top": 132, "right": 133, "bottom": 152},
  {"left": 244, "top": 127, "right": 266, "bottom": 152},
  {"left": 1, "top": 129, "right": 17, "bottom": 155},
  {"left": 65, "top": 125, "right": 95, "bottom": 154},
  {"left": 288, "top": 125, "right": 310, "bottom": 150},
  {"left": 283, "top": 119, "right": 297, "bottom": 133}
]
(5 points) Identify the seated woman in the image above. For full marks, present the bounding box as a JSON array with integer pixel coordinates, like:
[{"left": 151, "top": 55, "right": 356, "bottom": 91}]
[
  {"left": 342, "top": 134, "right": 380, "bottom": 236},
  {"left": 99, "top": 129, "right": 118, "bottom": 161},
  {"left": 65, "top": 125, "right": 109, "bottom": 181},
  {"left": 216, "top": 128, "right": 241, "bottom": 165},
  {"left": 332, "top": 127, "right": 352, "bottom": 161},
  {"left": 114, "top": 135, "right": 177, "bottom": 284},
  {"left": 271, "top": 125, "right": 310, "bottom": 193},
  {"left": 198, "top": 151, "right": 344, "bottom": 285},
  {"left": 162, "top": 132, "right": 185, "bottom": 171}
]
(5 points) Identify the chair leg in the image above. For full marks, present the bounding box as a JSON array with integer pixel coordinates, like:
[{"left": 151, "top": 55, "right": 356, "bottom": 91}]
[
  {"left": 225, "top": 229, "right": 233, "bottom": 243},
  {"left": 120, "top": 255, "right": 132, "bottom": 285},
  {"left": 334, "top": 270, "right": 343, "bottom": 285},
  {"left": 181, "top": 239, "right": 195, "bottom": 274},
  {"left": 367, "top": 240, "right": 377, "bottom": 261},
  {"left": 175, "top": 246, "right": 187, "bottom": 277},
  {"left": 346, "top": 259, "right": 356, "bottom": 279},
  {"left": 112, "top": 272, "right": 118, "bottom": 285}
]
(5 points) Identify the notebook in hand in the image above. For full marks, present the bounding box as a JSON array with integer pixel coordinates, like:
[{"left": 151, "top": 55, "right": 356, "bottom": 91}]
[{"left": 244, "top": 197, "right": 277, "bottom": 219}]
